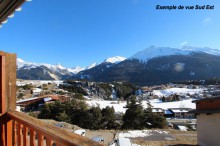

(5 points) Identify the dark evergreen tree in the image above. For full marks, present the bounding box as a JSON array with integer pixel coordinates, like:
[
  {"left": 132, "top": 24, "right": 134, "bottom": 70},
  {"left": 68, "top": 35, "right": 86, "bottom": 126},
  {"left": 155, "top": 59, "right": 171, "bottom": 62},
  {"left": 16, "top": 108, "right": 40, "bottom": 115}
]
[
  {"left": 101, "top": 106, "right": 117, "bottom": 129},
  {"left": 122, "top": 95, "right": 145, "bottom": 129},
  {"left": 144, "top": 100, "right": 167, "bottom": 129},
  {"left": 89, "top": 106, "right": 102, "bottom": 129},
  {"left": 56, "top": 111, "right": 70, "bottom": 122},
  {"left": 162, "top": 96, "right": 166, "bottom": 102}
]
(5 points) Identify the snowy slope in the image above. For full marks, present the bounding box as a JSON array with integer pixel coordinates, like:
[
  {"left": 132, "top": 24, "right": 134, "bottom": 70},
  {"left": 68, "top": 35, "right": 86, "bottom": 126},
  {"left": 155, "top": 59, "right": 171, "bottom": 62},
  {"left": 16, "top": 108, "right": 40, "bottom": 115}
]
[
  {"left": 17, "top": 58, "right": 38, "bottom": 69},
  {"left": 67, "top": 66, "right": 85, "bottom": 74},
  {"left": 17, "top": 56, "right": 126, "bottom": 74},
  {"left": 104, "top": 56, "right": 126, "bottom": 64},
  {"left": 86, "top": 63, "right": 99, "bottom": 69},
  {"left": 152, "top": 88, "right": 204, "bottom": 97},
  {"left": 86, "top": 98, "right": 196, "bottom": 113},
  {"left": 129, "top": 46, "right": 220, "bottom": 61},
  {"left": 17, "top": 58, "right": 85, "bottom": 74}
]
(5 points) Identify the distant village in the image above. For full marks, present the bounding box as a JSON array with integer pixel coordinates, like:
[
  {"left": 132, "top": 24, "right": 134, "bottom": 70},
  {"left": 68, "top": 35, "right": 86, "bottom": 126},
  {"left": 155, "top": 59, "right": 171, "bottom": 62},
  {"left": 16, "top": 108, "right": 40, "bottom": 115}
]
[{"left": 15, "top": 79, "right": 220, "bottom": 145}]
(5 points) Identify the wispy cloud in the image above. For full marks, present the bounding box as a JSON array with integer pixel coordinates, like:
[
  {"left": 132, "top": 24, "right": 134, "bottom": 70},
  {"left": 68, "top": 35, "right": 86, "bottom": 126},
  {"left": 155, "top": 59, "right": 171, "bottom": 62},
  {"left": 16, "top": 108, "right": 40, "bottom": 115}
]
[
  {"left": 180, "top": 41, "right": 188, "bottom": 46},
  {"left": 203, "top": 17, "right": 212, "bottom": 25}
]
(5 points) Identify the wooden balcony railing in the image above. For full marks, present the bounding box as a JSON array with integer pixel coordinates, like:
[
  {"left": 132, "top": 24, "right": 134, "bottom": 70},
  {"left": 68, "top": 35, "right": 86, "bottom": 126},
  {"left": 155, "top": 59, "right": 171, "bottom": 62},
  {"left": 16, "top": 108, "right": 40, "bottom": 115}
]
[
  {"left": 0, "top": 52, "right": 103, "bottom": 146},
  {"left": 1, "top": 111, "right": 102, "bottom": 146}
]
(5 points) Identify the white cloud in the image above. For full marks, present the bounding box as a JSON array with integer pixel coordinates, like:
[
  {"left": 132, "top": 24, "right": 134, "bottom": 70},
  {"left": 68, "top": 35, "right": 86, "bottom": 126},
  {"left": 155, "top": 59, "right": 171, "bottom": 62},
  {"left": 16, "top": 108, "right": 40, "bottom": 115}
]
[
  {"left": 180, "top": 41, "right": 188, "bottom": 46},
  {"left": 203, "top": 17, "right": 212, "bottom": 25}
]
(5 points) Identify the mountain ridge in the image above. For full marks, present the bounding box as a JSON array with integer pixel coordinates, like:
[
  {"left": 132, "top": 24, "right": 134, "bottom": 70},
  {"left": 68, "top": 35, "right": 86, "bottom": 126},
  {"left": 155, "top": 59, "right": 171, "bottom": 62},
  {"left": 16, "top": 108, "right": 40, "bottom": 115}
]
[
  {"left": 17, "top": 56, "right": 127, "bottom": 80},
  {"left": 129, "top": 46, "right": 220, "bottom": 62},
  {"left": 17, "top": 46, "right": 220, "bottom": 85}
]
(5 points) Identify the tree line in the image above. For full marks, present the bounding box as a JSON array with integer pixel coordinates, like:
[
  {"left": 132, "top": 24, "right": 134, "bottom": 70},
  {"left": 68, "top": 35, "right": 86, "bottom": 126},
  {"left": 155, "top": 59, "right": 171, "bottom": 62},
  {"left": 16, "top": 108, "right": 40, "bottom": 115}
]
[{"left": 37, "top": 96, "right": 167, "bottom": 130}]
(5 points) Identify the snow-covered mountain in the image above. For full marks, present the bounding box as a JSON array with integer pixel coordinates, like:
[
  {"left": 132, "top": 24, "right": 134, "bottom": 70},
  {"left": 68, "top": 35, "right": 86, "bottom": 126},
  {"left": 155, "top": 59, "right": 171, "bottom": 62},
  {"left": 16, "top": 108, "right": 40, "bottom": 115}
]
[
  {"left": 76, "top": 46, "right": 220, "bottom": 85},
  {"left": 17, "top": 58, "right": 87, "bottom": 74},
  {"left": 130, "top": 46, "right": 220, "bottom": 61},
  {"left": 17, "top": 56, "right": 126, "bottom": 80},
  {"left": 67, "top": 66, "right": 85, "bottom": 74},
  {"left": 17, "top": 46, "right": 220, "bottom": 84}
]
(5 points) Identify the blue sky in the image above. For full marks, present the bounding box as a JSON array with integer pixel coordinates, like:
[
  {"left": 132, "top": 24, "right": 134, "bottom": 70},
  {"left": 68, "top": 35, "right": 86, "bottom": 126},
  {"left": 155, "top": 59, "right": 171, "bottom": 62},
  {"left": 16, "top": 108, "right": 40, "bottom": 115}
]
[{"left": 0, "top": 0, "right": 219, "bottom": 67}]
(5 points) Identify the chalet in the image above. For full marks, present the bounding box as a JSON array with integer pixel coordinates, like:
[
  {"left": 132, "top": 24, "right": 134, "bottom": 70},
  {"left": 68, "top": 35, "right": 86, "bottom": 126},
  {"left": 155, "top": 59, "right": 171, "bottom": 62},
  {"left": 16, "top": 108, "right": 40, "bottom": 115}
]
[
  {"left": 152, "top": 108, "right": 164, "bottom": 116},
  {"left": 16, "top": 94, "right": 71, "bottom": 111},
  {"left": 189, "top": 96, "right": 220, "bottom": 146},
  {"left": 0, "top": 1, "right": 101, "bottom": 145},
  {"left": 169, "top": 108, "right": 195, "bottom": 118}
]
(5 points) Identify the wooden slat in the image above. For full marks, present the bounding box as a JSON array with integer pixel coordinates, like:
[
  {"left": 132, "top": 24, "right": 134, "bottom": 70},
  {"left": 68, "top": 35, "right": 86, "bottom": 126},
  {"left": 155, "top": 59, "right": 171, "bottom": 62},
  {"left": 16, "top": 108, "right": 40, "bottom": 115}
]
[
  {"left": 46, "top": 138, "right": 52, "bottom": 146},
  {"left": 1, "top": 116, "right": 6, "bottom": 146},
  {"left": 23, "top": 125, "right": 28, "bottom": 146},
  {"left": 13, "top": 121, "right": 17, "bottom": 146},
  {"left": 17, "top": 122, "right": 22, "bottom": 146},
  {"left": 6, "top": 116, "right": 13, "bottom": 146},
  {"left": 30, "top": 129, "right": 36, "bottom": 146},
  {"left": 38, "top": 133, "right": 44, "bottom": 146}
]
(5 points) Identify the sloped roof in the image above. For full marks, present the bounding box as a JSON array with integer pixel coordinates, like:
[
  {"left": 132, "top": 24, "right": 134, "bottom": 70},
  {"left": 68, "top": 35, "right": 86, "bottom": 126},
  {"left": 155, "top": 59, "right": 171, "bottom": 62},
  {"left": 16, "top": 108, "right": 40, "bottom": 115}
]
[
  {"left": 0, "top": 0, "right": 26, "bottom": 25},
  {"left": 192, "top": 96, "right": 220, "bottom": 103}
]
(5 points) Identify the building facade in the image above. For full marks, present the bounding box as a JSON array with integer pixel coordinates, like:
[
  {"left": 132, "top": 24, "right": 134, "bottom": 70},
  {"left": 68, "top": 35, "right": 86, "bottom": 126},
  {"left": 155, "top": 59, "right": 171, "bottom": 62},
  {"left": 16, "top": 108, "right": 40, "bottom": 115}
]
[{"left": 190, "top": 97, "right": 220, "bottom": 146}]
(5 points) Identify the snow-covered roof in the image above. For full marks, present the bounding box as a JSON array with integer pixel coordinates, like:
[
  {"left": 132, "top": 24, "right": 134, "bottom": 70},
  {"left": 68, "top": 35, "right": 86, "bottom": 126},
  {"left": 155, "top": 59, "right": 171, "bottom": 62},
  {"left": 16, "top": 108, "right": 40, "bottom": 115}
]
[
  {"left": 119, "top": 130, "right": 168, "bottom": 138},
  {"left": 178, "top": 126, "right": 188, "bottom": 131},
  {"left": 117, "top": 138, "right": 132, "bottom": 146},
  {"left": 33, "top": 88, "right": 42, "bottom": 93},
  {"left": 164, "top": 110, "right": 173, "bottom": 115},
  {"left": 16, "top": 97, "right": 39, "bottom": 103},
  {"left": 92, "top": 136, "right": 104, "bottom": 142},
  {"left": 74, "top": 130, "right": 86, "bottom": 135},
  {"left": 171, "top": 109, "right": 188, "bottom": 113},
  {"left": 44, "top": 97, "right": 52, "bottom": 102},
  {"left": 152, "top": 108, "right": 164, "bottom": 112}
]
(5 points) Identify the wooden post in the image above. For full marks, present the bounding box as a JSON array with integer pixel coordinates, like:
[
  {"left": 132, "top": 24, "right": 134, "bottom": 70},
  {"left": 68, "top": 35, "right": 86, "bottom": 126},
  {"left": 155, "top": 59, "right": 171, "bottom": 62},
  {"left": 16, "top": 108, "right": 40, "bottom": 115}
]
[
  {"left": 5, "top": 53, "right": 17, "bottom": 111},
  {"left": 0, "top": 53, "right": 6, "bottom": 113},
  {"left": 0, "top": 52, "right": 6, "bottom": 146}
]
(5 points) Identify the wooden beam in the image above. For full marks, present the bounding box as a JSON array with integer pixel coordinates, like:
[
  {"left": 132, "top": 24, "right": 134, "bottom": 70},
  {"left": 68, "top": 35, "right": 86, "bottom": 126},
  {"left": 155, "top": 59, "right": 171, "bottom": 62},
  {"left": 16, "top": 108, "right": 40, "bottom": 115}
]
[{"left": 0, "top": 0, "right": 26, "bottom": 24}]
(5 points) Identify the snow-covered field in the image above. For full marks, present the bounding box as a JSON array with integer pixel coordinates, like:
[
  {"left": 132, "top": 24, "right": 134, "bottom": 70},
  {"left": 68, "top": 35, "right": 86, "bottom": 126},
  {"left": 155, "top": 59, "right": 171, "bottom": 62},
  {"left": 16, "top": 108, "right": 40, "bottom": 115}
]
[
  {"left": 178, "top": 126, "right": 188, "bottom": 131},
  {"left": 16, "top": 80, "right": 64, "bottom": 86},
  {"left": 152, "top": 87, "right": 204, "bottom": 97},
  {"left": 86, "top": 98, "right": 196, "bottom": 113},
  {"left": 119, "top": 130, "right": 168, "bottom": 138}
]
